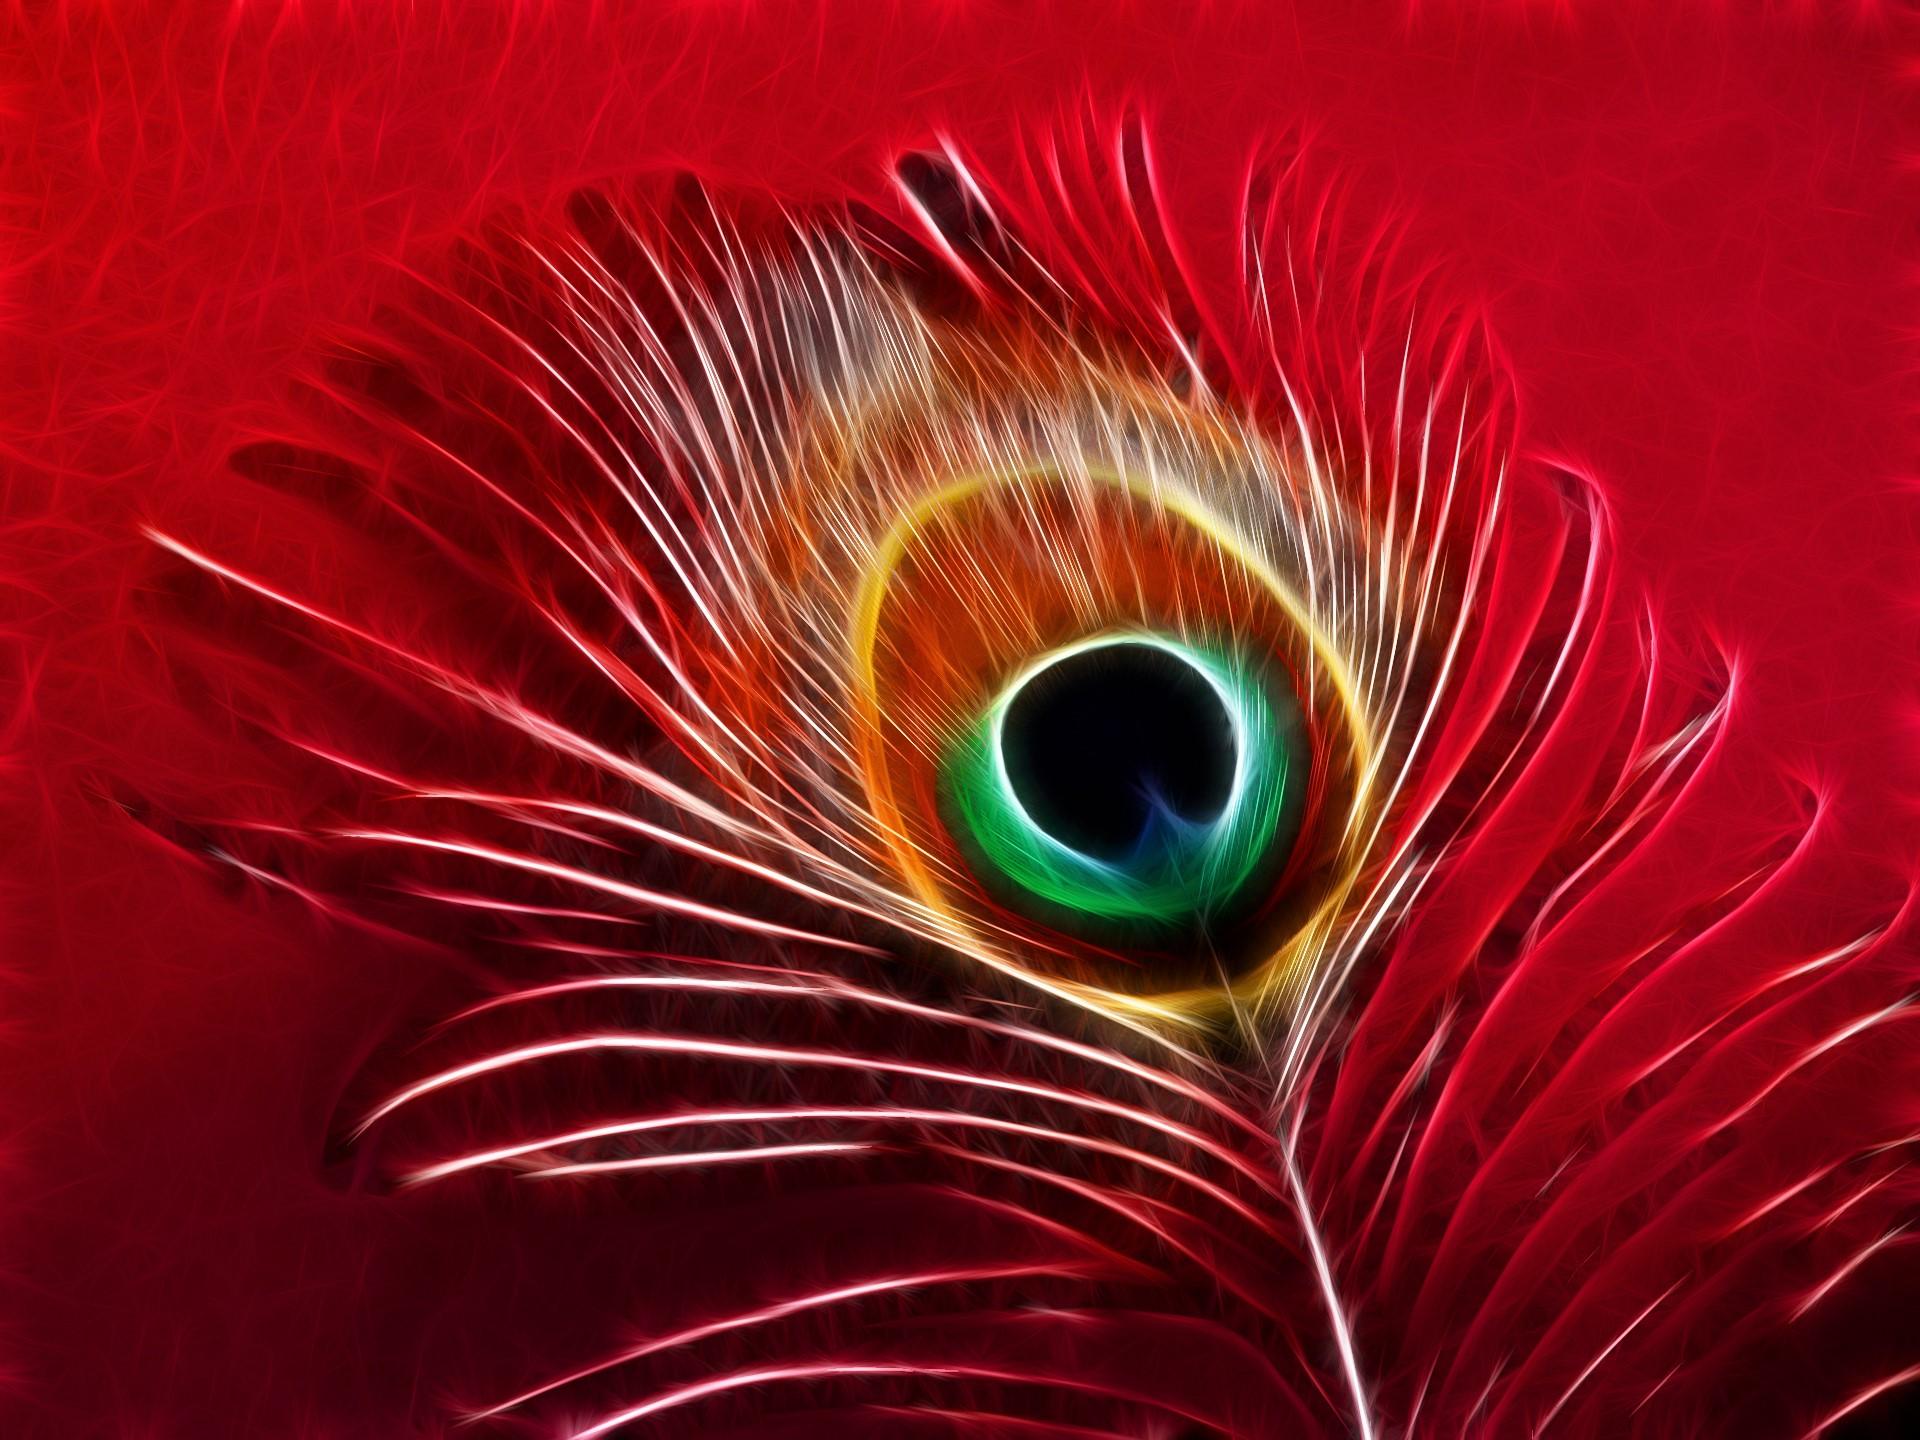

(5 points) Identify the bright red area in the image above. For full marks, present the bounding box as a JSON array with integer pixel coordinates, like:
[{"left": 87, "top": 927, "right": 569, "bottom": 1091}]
[{"left": 4, "top": 4, "right": 1915, "bottom": 1435}]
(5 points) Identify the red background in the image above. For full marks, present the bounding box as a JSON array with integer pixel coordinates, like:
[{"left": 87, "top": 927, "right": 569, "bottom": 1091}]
[{"left": 5, "top": 3, "right": 1916, "bottom": 1434}]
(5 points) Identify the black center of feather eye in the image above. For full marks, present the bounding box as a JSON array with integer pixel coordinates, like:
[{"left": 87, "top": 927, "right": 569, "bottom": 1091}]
[{"left": 999, "top": 641, "right": 1238, "bottom": 863}]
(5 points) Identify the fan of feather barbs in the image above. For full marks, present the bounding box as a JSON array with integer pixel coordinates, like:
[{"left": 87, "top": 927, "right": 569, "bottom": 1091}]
[{"left": 131, "top": 123, "right": 1920, "bottom": 1439}]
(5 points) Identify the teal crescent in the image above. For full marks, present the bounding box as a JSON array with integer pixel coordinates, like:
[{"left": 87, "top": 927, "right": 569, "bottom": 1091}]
[{"left": 942, "top": 632, "right": 1294, "bottom": 927}]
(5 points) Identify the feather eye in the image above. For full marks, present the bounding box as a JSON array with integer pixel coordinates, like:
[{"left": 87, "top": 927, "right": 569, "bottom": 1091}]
[
  {"left": 739, "top": 284, "right": 1384, "bottom": 1013},
  {"left": 942, "top": 630, "right": 1297, "bottom": 930}
]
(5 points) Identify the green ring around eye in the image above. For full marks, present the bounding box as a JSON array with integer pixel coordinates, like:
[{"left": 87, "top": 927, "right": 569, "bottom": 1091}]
[{"left": 942, "top": 633, "right": 1296, "bottom": 927}]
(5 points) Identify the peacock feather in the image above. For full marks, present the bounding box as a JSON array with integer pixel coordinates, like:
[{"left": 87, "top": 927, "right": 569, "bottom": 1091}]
[{"left": 131, "top": 114, "right": 1918, "bottom": 1439}]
